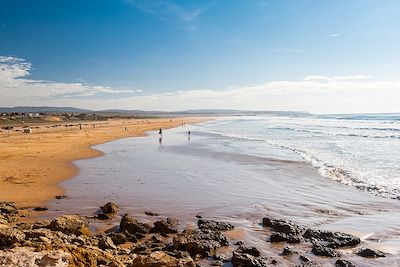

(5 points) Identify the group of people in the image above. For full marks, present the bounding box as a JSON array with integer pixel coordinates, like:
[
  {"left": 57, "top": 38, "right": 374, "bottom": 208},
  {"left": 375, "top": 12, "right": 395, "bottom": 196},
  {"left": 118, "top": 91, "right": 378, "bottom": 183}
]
[{"left": 158, "top": 128, "right": 191, "bottom": 144}]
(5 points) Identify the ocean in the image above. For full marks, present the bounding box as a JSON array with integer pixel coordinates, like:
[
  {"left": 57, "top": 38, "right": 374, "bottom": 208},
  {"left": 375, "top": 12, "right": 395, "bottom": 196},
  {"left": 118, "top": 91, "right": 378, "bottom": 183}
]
[{"left": 197, "top": 114, "right": 400, "bottom": 200}]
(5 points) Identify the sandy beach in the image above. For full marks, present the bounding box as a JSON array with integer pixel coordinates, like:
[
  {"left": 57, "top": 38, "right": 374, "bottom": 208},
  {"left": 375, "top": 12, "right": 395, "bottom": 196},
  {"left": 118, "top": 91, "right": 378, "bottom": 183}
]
[{"left": 0, "top": 117, "right": 207, "bottom": 207}]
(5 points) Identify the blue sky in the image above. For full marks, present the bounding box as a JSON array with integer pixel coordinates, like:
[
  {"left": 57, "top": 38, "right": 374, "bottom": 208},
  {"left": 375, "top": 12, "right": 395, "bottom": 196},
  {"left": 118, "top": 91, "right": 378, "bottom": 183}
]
[{"left": 0, "top": 0, "right": 399, "bottom": 112}]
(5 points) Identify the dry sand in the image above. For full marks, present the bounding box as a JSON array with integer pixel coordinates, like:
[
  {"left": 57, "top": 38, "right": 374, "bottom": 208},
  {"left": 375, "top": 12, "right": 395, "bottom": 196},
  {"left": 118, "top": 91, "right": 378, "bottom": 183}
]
[{"left": 0, "top": 117, "right": 207, "bottom": 207}]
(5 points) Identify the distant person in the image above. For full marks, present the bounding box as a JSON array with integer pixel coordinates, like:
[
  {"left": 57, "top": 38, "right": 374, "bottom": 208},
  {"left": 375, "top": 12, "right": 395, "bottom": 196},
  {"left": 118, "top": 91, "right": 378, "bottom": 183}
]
[
  {"left": 188, "top": 130, "right": 191, "bottom": 141},
  {"left": 159, "top": 128, "right": 162, "bottom": 135}
]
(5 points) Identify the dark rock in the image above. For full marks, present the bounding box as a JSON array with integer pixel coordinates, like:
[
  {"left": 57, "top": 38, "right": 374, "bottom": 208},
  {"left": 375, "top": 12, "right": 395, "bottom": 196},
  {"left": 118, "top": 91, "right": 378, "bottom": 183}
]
[
  {"left": 311, "top": 244, "right": 341, "bottom": 257},
  {"left": 235, "top": 241, "right": 245, "bottom": 246},
  {"left": 0, "top": 202, "right": 18, "bottom": 215},
  {"left": 299, "top": 261, "right": 323, "bottom": 267},
  {"left": 108, "top": 232, "right": 126, "bottom": 245},
  {"left": 282, "top": 246, "right": 299, "bottom": 256},
  {"left": 357, "top": 248, "right": 386, "bottom": 258},
  {"left": 0, "top": 226, "right": 25, "bottom": 246},
  {"left": 335, "top": 259, "right": 357, "bottom": 267},
  {"left": 151, "top": 217, "right": 179, "bottom": 234},
  {"left": 198, "top": 219, "right": 234, "bottom": 231},
  {"left": 299, "top": 255, "right": 310, "bottom": 262},
  {"left": 33, "top": 207, "right": 48, "bottom": 211},
  {"left": 145, "top": 211, "right": 159, "bottom": 216},
  {"left": 97, "top": 213, "right": 111, "bottom": 220},
  {"left": 270, "top": 232, "right": 301, "bottom": 243},
  {"left": 303, "top": 229, "right": 360, "bottom": 248},
  {"left": 55, "top": 195, "right": 67, "bottom": 199},
  {"left": 47, "top": 215, "right": 91, "bottom": 236},
  {"left": 119, "top": 214, "right": 151, "bottom": 236},
  {"left": 97, "top": 235, "right": 116, "bottom": 250},
  {"left": 173, "top": 228, "right": 229, "bottom": 257},
  {"left": 262, "top": 217, "right": 304, "bottom": 235},
  {"left": 232, "top": 246, "right": 268, "bottom": 267},
  {"left": 100, "top": 202, "right": 119, "bottom": 214}
]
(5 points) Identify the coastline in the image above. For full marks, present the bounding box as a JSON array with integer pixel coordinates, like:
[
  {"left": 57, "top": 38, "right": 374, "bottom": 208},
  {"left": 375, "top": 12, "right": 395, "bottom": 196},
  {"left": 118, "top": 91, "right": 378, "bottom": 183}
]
[{"left": 0, "top": 117, "right": 209, "bottom": 208}]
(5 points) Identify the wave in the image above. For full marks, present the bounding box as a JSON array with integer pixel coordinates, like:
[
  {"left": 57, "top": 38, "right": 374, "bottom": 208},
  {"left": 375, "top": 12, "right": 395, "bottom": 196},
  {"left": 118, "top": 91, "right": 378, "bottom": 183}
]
[
  {"left": 196, "top": 128, "right": 400, "bottom": 200},
  {"left": 267, "top": 127, "right": 400, "bottom": 139}
]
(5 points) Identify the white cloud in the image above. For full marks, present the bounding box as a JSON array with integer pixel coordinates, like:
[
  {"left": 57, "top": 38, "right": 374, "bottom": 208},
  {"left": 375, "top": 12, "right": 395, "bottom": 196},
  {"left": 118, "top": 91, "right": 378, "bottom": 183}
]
[
  {"left": 0, "top": 56, "right": 138, "bottom": 101},
  {"left": 329, "top": 33, "right": 340, "bottom": 38},
  {"left": 1, "top": 56, "right": 399, "bottom": 114}
]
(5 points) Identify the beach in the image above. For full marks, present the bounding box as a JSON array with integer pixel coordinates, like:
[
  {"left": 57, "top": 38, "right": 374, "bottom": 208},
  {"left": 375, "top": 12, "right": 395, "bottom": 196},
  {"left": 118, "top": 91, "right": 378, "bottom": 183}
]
[
  {"left": 1, "top": 115, "right": 400, "bottom": 266},
  {"left": 0, "top": 117, "right": 206, "bottom": 207}
]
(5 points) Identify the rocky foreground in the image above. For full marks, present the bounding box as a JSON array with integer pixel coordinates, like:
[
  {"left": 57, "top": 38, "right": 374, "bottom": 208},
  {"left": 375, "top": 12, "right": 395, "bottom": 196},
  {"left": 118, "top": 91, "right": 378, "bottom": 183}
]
[{"left": 0, "top": 201, "right": 388, "bottom": 267}]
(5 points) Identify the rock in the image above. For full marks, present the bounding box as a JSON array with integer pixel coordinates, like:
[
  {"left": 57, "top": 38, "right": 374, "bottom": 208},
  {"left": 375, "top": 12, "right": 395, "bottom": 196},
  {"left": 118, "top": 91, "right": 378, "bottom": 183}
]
[
  {"left": 0, "top": 225, "right": 25, "bottom": 246},
  {"left": 270, "top": 232, "right": 301, "bottom": 243},
  {"left": 119, "top": 214, "right": 151, "bottom": 236},
  {"left": 282, "top": 246, "right": 299, "bottom": 256},
  {"left": 100, "top": 202, "right": 119, "bottom": 214},
  {"left": 335, "top": 259, "right": 356, "bottom": 267},
  {"left": 197, "top": 219, "right": 234, "bottom": 231},
  {"left": 151, "top": 217, "right": 179, "bottom": 234},
  {"left": 262, "top": 217, "right": 303, "bottom": 235},
  {"left": 145, "top": 211, "right": 159, "bottom": 216},
  {"left": 97, "top": 213, "right": 111, "bottom": 220},
  {"left": 299, "top": 255, "right": 310, "bottom": 262},
  {"left": 357, "top": 248, "right": 386, "bottom": 258},
  {"left": 173, "top": 228, "right": 229, "bottom": 257},
  {"left": 235, "top": 241, "right": 245, "bottom": 246},
  {"left": 47, "top": 215, "right": 91, "bottom": 236},
  {"left": 33, "top": 207, "right": 48, "bottom": 211},
  {"left": 0, "top": 247, "right": 70, "bottom": 267},
  {"left": 299, "top": 261, "right": 323, "bottom": 267},
  {"left": 0, "top": 202, "right": 18, "bottom": 215},
  {"left": 132, "top": 251, "right": 195, "bottom": 267},
  {"left": 232, "top": 246, "right": 268, "bottom": 267},
  {"left": 311, "top": 244, "right": 341, "bottom": 257},
  {"left": 55, "top": 195, "right": 67, "bottom": 199},
  {"left": 23, "top": 228, "right": 55, "bottom": 240},
  {"left": 97, "top": 235, "right": 117, "bottom": 250},
  {"left": 109, "top": 232, "right": 127, "bottom": 245},
  {"left": 303, "top": 229, "right": 360, "bottom": 248}
]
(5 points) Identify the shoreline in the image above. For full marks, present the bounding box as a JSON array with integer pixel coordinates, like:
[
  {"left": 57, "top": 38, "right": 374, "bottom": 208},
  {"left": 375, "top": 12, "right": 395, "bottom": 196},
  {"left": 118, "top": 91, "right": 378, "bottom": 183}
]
[{"left": 0, "top": 117, "right": 209, "bottom": 208}]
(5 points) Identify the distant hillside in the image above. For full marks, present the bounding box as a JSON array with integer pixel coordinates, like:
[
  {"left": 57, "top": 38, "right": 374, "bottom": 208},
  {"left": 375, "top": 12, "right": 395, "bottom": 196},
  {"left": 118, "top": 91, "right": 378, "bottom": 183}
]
[
  {"left": 0, "top": 106, "right": 311, "bottom": 117},
  {"left": 0, "top": 106, "right": 91, "bottom": 113}
]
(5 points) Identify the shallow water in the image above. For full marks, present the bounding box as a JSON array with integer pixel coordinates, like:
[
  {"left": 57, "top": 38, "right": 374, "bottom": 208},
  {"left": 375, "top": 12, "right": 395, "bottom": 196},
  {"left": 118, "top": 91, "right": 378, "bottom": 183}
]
[{"left": 46, "top": 117, "right": 400, "bottom": 266}]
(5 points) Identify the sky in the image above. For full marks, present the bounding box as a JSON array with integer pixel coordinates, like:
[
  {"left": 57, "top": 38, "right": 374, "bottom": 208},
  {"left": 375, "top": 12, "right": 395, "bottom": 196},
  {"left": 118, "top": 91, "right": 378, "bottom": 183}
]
[{"left": 0, "top": 0, "right": 399, "bottom": 113}]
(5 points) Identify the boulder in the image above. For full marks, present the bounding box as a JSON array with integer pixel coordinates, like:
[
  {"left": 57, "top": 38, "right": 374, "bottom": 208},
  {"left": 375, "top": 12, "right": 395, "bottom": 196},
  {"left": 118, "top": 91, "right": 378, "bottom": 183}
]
[
  {"left": 132, "top": 251, "right": 195, "bottom": 267},
  {"left": 231, "top": 246, "right": 268, "bottom": 267},
  {"left": 262, "top": 217, "right": 304, "bottom": 235},
  {"left": 0, "top": 225, "right": 25, "bottom": 246},
  {"left": 151, "top": 217, "right": 179, "bottom": 234},
  {"left": 0, "top": 247, "right": 70, "bottom": 267},
  {"left": 357, "top": 248, "right": 386, "bottom": 258},
  {"left": 47, "top": 215, "right": 91, "bottom": 236},
  {"left": 100, "top": 202, "right": 119, "bottom": 214},
  {"left": 197, "top": 219, "right": 234, "bottom": 231},
  {"left": 311, "top": 244, "right": 341, "bottom": 257},
  {"left": 303, "top": 229, "right": 360, "bottom": 248},
  {"left": 335, "top": 259, "right": 356, "bottom": 267},
  {"left": 0, "top": 202, "right": 18, "bottom": 215},
  {"left": 282, "top": 246, "right": 299, "bottom": 256},
  {"left": 270, "top": 232, "right": 301, "bottom": 243},
  {"left": 173, "top": 228, "right": 229, "bottom": 257},
  {"left": 119, "top": 214, "right": 151, "bottom": 236}
]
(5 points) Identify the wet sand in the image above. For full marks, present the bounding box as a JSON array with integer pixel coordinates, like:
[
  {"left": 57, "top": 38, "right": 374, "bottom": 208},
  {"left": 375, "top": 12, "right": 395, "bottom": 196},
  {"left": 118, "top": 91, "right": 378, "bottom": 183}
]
[{"left": 0, "top": 117, "right": 207, "bottom": 207}]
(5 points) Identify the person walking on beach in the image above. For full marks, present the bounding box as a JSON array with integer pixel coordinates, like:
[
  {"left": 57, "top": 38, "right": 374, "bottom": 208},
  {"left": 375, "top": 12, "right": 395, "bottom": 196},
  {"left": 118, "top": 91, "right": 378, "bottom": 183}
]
[
  {"left": 188, "top": 130, "right": 191, "bottom": 141},
  {"left": 158, "top": 128, "right": 163, "bottom": 145}
]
